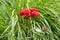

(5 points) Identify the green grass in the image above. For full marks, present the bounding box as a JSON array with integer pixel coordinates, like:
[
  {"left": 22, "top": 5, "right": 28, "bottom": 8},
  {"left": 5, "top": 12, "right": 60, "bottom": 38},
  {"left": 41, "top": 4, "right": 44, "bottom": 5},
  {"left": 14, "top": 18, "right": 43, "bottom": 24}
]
[{"left": 0, "top": 0, "right": 60, "bottom": 40}]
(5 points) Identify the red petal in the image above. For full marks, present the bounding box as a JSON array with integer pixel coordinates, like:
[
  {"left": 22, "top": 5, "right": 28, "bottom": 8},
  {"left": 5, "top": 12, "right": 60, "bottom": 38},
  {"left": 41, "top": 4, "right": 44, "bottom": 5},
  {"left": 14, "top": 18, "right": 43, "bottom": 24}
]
[
  {"left": 23, "top": 9, "right": 30, "bottom": 16},
  {"left": 32, "top": 11, "right": 40, "bottom": 18}
]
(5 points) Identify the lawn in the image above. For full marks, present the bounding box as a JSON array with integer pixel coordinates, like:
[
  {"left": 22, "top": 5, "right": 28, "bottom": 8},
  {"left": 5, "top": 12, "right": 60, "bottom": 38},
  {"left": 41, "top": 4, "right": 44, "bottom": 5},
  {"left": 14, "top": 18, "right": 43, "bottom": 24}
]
[{"left": 0, "top": 0, "right": 60, "bottom": 40}]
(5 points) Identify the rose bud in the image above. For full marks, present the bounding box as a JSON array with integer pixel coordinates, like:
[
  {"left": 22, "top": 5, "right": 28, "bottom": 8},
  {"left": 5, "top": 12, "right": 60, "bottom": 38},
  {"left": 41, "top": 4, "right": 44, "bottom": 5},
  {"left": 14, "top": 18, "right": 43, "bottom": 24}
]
[{"left": 30, "top": 8, "right": 38, "bottom": 12}]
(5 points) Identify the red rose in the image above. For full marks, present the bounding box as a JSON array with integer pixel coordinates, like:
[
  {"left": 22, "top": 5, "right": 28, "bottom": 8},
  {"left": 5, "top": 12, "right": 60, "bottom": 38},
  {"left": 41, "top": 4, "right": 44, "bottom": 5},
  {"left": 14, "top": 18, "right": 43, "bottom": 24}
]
[
  {"left": 20, "top": 9, "right": 32, "bottom": 19},
  {"left": 23, "top": 10, "right": 33, "bottom": 17},
  {"left": 32, "top": 11, "right": 40, "bottom": 18},
  {"left": 23, "top": 9, "right": 30, "bottom": 16},
  {"left": 20, "top": 9, "right": 30, "bottom": 16},
  {"left": 20, "top": 10, "right": 24, "bottom": 16}
]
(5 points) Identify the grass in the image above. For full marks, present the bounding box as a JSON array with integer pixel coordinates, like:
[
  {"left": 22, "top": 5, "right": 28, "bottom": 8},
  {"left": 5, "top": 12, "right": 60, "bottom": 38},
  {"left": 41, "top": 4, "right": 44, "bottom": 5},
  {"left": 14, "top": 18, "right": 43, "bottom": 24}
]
[{"left": 0, "top": 0, "right": 60, "bottom": 40}]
